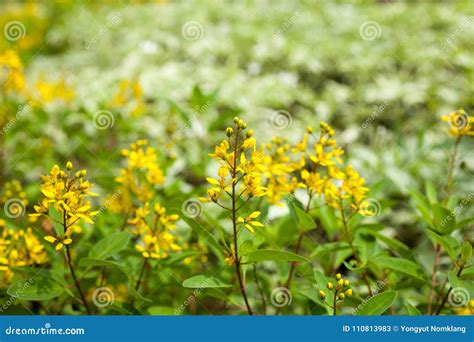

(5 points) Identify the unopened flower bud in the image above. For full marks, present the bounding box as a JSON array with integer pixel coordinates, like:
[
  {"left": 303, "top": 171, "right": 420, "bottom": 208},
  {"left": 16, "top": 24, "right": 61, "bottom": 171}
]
[
  {"left": 338, "top": 293, "right": 345, "bottom": 300},
  {"left": 327, "top": 282, "right": 334, "bottom": 290},
  {"left": 246, "top": 129, "right": 254, "bottom": 138},
  {"left": 344, "top": 279, "right": 350, "bottom": 287},
  {"left": 345, "top": 289, "right": 353, "bottom": 297},
  {"left": 226, "top": 127, "right": 234, "bottom": 137},
  {"left": 306, "top": 126, "right": 313, "bottom": 134},
  {"left": 319, "top": 290, "right": 326, "bottom": 299},
  {"left": 66, "top": 161, "right": 73, "bottom": 170},
  {"left": 335, "top": 273, "right": 342, "bottom": 280}
]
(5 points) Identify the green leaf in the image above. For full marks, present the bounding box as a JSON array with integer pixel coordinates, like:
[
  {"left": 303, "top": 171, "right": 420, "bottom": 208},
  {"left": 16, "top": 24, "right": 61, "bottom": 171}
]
[
  {"left": 288, "top": 200, "right": 316, "bottom": 232},
  {"left": 425, "top": 230, "right": 460, "bottom": 261},
  {"left": 405, "top": 302, "right": 422, "bottom": 315},
  {"left": 7, "top": 276, "right": 65, "bottom": 301},
  {"left": 317, "top": 205, "right": 339, "bottom": 236},
  {"left": 457, "top": 216, "right": 474, "bottom": 229},
  {"left": 425, "top": 181, "right": 438, "bottom": 204},
  {"left": 239, "top": 240, "right": 254, "bottom": 256},
  {"left": 376, "top": 256, "right": 428, "bottom": 282},
  {"left": 408, "top": 188, "right": 432, "bottom": 225},
  {"left": 356, "top": 291, "right": 398, "bottom": 315},
  {"left": 461, "top": 241, "right": 472, "bottom": 262},
  {"left": 79, "top": 258, "right": 130, "bottom": 279},
  {"left": 182, "top": 275, "right": 232, "bottom": 289},
  {"left": 366, "top": 231, "right": 411, "bottom": 259},
  {"left": 89, "top": 232, "right": 131, "bottom": 260},
  {"left": 48, "top": 206, "right": 64, "bottom": 236},
  {"left": 432, "top": 203, "right": 456, "bottom": 235},
  {"left": 247, "top": 249, "right": 309, "bottom": 262}
]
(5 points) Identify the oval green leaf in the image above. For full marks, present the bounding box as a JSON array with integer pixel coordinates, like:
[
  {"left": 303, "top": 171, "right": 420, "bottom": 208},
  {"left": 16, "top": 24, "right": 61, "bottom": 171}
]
[
  {"left": 247, "top": 249, "right": 309, "bottom": 262},
  {"left": 356, "top": 291, "right": 398, "bottom": 315}
]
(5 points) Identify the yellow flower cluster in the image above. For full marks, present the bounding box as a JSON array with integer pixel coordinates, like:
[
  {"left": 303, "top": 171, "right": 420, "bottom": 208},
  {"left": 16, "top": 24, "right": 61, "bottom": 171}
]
[
  {"left": 128, "top": 203, "right": 181, "bottom": 259},
  {"left": 34, "top": 77, "right": 75, "bottom": 105},
  {"left": 0, "top": 220, "right": 47, "bottom": 282},
  {"left": 455, "top": 299, "right": 474, "bottom": 315},
  {"left": 262, "top": 137, "right": 301, "bottom": 204},
  {"left": 441, "top": 109, "right": 473, "bottom": 137},
  {"left": 110, "top": 79, "right": 146, "bottom": 117},
  {"left": 30, "top": 162, "right": 98, "bottom": 251},
  {"left": 116, "top": 139, "right": 165, "bottom": 204},
  {"left": 200, "top": 117, "right": 266, "bottom": 233},
  {"left": 296, "top": 123, "right": 369, "bottom": 214},
  {"left": 1, "top": 180, "right": 28, "bottom": 208},
  {"left": 319, "top": 273, "right": 353, "bottom": 301},
  {"left": 0, "top": 3, "right": 47, "bottom": 52},
  {"left": 262, "top": 122, "right": 370, "bottom": 215},
  {"left": 0, "top": 49, "right": 25, "bottom": 94}
]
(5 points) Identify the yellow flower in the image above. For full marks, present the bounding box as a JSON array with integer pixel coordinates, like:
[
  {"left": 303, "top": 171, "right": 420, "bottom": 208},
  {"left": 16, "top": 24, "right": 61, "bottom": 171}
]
[
  {"left": 441, "top": 109, "right": 473, "bottom": 137},
  {"left": 0, "top": 49, "right": 25, "bottom": 94},
  {"left": 109, "top": 79, "right": 146, "bottom": 117},
  {"left": 30, "top": 162, "right": 98, "bottom": 250},
  {"left": 128, "top": 202, "right": 181, "bottom": 259},
  {"left": 237, "top": 211, "right": 264, "bottom": 233},
  {"left": 0, "top": 223, "right": 47, "bottom": 282},
  {"left": 116, "top": 140, "right": 165, "bottom": 203},
  {"left": 34, "top": 77, "right": 75, "bottom": 105}
]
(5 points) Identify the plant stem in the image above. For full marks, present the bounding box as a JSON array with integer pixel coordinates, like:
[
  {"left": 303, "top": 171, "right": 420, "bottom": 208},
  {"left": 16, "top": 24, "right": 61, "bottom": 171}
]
[
  {"left": 339, "top": 205, "right": 373, "bottom": 296},
  {"left": 135, "top": 259, "right": 148, "bottom": 291},
  {"left": 445, "top": 135, "right": 461, "bottom": 200},
  {"left": 231, "top": 129, "right": 253, "bottom": 315},
  {"left": 427, "top": 243, "right": 441, "bottom": 314},
  {"left": 253, "top": 263, "right": 266, "bottom": 315},
  {"left": 65, "top": 245, "right": 92, "bottom": 315},
  {"left": 333, "top": 290, "right": 338, "bottom": 316},
  {"left": 435, "top": 264, "right": 464, "bottom": 315}
]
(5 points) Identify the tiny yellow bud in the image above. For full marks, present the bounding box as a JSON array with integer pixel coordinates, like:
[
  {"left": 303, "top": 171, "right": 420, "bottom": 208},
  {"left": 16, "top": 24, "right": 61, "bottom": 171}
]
[
  {"left": 319, "top": 290, "right": 326, "bottom": 299},
  {"left": 344, "top": 279, "right": 350, "bottom": 287},
  {"left": 327, "top": 282, "right": 334, "bottom": 290},
  {"left": 66, "top": 161, "right": 73, "bottom": 170},
  {"left": 306, "top": 126, "right": 313, "bottom": 134},
  {"left": 338, "top": 279, "right": 344, "bottom": 286},
  {"left": 338, "top": 293, "right": 345, "bottom": 300},
  {"left": 233, "top": 117, "right": 239, "bottom": 124},
  {"left": 246, "top": 129, "right": 254, "bottom": 138},
  {"left": 226, "top": 127, "right": 234, "bottom": 137},
  {"left": 345, "top": 289, "right": 353, "bottom": 297},
  {"left": 335, "top": 273, "right": 342, "bottom": 280}
]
